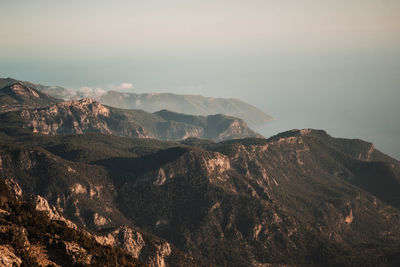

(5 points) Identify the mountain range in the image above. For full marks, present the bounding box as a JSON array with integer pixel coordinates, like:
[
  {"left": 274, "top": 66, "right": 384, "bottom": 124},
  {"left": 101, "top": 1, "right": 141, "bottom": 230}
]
[
  {"left": 0, "top": 78, "right": 399, "bottom": 266},
  {"left": 0, "top": 78, "right": 273, "bottom": 126},
  {"left": 0, "top": 82, "right": 261, "bottom": 142}
]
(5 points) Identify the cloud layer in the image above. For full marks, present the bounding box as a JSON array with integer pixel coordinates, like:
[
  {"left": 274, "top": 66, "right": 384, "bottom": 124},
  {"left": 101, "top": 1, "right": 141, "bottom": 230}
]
[
  {"left": 78, "top": 86, "right": 107, "bottom": 100},
  {"left": 108, "top": 83, "right": 134, "bottom": 91}
]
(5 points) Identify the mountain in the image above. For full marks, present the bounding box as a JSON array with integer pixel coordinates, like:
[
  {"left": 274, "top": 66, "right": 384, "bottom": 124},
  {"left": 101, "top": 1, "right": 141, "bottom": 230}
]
[
  {"left": 99, "top": 91, "right": 273, "bottom": 126},
  {"left": 0, "top": 92, "right": 262, "bottom": 141},
  {"left": 0, "top": 78, "right": 77, "bottom": 101},
  {"left": 153, "top": 109, "right": 262, "bottom": 141},
  {"left": 1, "top": 130, "right": 399, "bottom": 266},
  {"left": 0, "top": 78, "right": 273, "bottom": 126},
  {"left": 0, "top": 82, "right": 60, "bottom": 113}
]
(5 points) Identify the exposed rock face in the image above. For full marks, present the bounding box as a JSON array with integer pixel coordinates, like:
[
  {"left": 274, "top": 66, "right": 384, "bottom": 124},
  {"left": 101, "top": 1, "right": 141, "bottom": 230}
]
[
  {"left": 63, "top": 241, "right": 92, "bottom": 265},
  {"left": 0, "top": 178, "right": 144, "bottom": 266},
  {"left": 3, "top": 179, "right": 22, "bottom": 199},
  {"left": 17, "top": 98, "right": 152, "bottom": 138},
  {"left": 95, "top": 227, "right": 145, "bottom": 258},
  {"left": 0, "top": 246, "right": 22, "bottom": 267},
  {"left": 1, "top": 129, "right": 399, "bottom": 266},
  {"left": 94, "top": 226, "right": 175, "bottom": 267},
  {"left": 34, "top": 195, "right": 78, "bottom": 229},
  {"left": 7, "top": 83, "right": 40, "bottom": 99}
]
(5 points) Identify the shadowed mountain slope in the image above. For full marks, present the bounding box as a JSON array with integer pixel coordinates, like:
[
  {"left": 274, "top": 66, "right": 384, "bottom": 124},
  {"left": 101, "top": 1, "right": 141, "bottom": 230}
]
[{"left": 0, "top": 130, "right": 399, "bottom": 266}]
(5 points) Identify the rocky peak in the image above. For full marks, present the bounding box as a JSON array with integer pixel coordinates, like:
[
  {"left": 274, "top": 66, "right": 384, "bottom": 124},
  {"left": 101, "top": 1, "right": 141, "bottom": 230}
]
[
  {"left": 3, "top": 178, "right": 23, "bottom": 200},
  {"left": 8, "top": 82, "right": 40, "bottom": 98},
  {"left": 0, "top": 82, "right": 60, "bottom": 113},
  {"left": 94, "top": 226, "right": 177, "bottom": 267},
  {"left": 34, "top": 195, "right": 78, "bottom": 229},
  {"left": 50, "top": 98, "right": 111, "bottom": 117}
]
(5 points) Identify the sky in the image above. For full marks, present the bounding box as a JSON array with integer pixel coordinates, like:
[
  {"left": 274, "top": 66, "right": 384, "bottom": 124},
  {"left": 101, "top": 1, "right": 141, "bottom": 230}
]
[{"left": 1, "top": 0, "right": 400, "bottom": 158}]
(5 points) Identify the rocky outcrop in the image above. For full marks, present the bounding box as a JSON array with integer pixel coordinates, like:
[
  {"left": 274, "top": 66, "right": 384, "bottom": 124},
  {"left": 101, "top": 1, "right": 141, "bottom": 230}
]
[
  {"left": 62, "top": 241, "right": 92, "bottom": 265},
  {"left": 0, "top": 178, "right": 144, "bottom": 266},
  {"left": 0, "top": 246, "right": 22, "bottom": 267},
  {"left": 34, "top": 195, "right": 78, "bottom": 229},
  {"left": 95, "top": 226, "right": 175, "bottom": 267}
]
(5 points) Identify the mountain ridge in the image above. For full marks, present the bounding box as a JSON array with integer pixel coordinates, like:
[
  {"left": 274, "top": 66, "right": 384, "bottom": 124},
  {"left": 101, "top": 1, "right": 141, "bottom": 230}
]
[
  {"left": 1, "top": 129, "right": 399, "bottom": 266},
  {"left": 0, "top": 82, "right": 60, "bottom": 113},
  {"left": 0, "top": 83, "right": 262, "bottom": 142},
  {"left": 0, "top": 77, "right": 273, "bottom": 126}
]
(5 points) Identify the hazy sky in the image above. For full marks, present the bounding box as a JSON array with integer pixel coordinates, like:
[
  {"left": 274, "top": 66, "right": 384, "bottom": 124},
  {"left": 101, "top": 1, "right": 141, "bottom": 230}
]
[{"left": 1, "top": 0, "right": 400, "bottom": 158}]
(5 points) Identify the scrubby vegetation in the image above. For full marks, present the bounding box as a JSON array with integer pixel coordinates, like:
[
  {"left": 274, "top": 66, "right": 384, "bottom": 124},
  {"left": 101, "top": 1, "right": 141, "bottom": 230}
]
[{"left": 0, "top": 179, "right": 144, "bottom": 266}]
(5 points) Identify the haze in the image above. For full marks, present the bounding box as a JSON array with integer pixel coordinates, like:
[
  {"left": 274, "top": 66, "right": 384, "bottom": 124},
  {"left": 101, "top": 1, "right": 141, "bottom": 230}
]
[{"left": 1, "top": 0, "right": 399, "bottom": 158}]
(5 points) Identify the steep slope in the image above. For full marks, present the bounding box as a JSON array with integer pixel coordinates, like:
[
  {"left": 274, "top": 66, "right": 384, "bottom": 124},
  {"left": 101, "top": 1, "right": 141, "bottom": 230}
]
[
  {"left": 0, "top": 78, "right": 78, "bottom": 100},
  {"left": 0, "top": 178, "right": 144, "bottom": 267},
  {"left": 0, "top": 82, "right": 60, "bottom": 113},
  {"left": 0, "top": 136, "right": 203, "bottom": 266},
  {"left": 0, "top": 98, "right": 262, "bottom": 141},
  {"left": 0, "top": 78, "right": 273, "bottom": 126},
  {"left": 154, "top": 109, "right": 263, "bottom": 141},
  {"left": 0, "top": 131, "right": 399, "bottom": 266}
]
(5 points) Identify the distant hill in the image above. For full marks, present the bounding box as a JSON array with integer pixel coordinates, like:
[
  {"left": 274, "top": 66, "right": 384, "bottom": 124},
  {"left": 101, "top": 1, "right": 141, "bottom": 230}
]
[
  {"left": 100, "top": 91, "right": 272, "bottom": 126},
  {"left": 0, "top": 82, "right": 262, "bottom": 141},
  {"left": 0, "top": 78, "right": 273, "bottom": 126}
]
